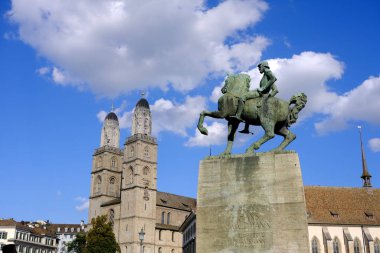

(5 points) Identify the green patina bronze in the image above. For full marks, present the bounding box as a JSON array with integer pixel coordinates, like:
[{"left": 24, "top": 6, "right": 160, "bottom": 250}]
[{"left": 197, "top": 66, "right": 307, "bottom": 157}]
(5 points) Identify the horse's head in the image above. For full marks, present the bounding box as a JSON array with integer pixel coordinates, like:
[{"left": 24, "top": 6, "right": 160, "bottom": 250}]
[{"left": 221, "top": 74, "right": 251, "bottom": 95}]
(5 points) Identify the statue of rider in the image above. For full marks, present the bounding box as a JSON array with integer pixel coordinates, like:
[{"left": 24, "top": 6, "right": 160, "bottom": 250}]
[{"left": 234, "top": 60, "right": 278, "bottom": 134}]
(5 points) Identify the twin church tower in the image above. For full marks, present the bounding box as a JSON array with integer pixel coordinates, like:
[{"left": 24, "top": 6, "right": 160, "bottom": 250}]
[{"left": 88, "top": 97, "right": 195, "bottom": 253}]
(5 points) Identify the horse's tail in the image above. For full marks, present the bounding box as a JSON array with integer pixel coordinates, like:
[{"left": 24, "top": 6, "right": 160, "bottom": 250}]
[{"left": 287, "top": 93, "right": 307, "bottom": 127}]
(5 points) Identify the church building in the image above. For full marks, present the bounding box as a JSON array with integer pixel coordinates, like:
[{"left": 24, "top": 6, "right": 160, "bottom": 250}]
[{"left": 88, "top": 97, "right": 196, "bottom": 253}]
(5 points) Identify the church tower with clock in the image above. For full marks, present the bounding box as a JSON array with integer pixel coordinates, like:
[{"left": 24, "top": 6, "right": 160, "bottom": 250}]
[{"left": 118, "top": 96, "right": 158, "bottom": 252}]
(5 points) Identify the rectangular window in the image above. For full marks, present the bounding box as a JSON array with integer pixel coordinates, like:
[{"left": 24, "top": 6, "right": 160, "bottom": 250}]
[{"left": 0, "top": 232, "right": 7, "bottom": 239}]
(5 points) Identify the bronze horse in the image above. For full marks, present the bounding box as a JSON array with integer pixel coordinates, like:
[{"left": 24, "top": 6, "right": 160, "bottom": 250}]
[{"left": 197, "top": 74, "right": 307, "bottom": 156}]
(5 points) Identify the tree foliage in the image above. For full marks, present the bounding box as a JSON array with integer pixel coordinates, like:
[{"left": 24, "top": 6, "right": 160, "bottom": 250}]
[
  {"left": 85, "top": 215, "right": 120, "bottom": 253},
  {"left": 67, "top": 232, "right": 86, "bottom": 253}
]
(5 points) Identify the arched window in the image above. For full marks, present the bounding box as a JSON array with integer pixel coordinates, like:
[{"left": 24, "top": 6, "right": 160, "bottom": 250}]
[
  {"left": 333, "top": 237, "right": 340, "bottom": 253},
  {"left": 109, "top": 209, "right": 115, "bottom": 226},
  {"left": 109, "top": 177, "right": 116, "bottom": 195},
  {"left": 143, "top": 167, "right": 149, "bottom": 176},
  {"left": 375, "top": 239, "right": 380, "bottom": 253},
  {"left": 125, "top": 246, "right": 128, "bottom": 253},
  {"left": 167, "top": 212, "right": 171, "bottom": 225},
  {"left": 311, "top": 237, "right": 319, "bottom": 253},
  {"left": 354, "top": 238, "right": 361, "bottom": 253},
  {"left": 172, "top": 231, "right": 175, "bottom": 242},
  {"left": 95, "top": 176, "right": 102, "bottom": 194},
  {"left": 161, "top": 212, "right": 165, "bottom": 224},
  {"left": 159, "top": 230, "right": 162, "bottom": 241},
  {"left": 111, "top": 157, "right": 117, "bottom": 168},
  {"left": 127, "top": 167, "right": 133, "bottom": 184},
  {"left": 158, "top": 247, "right": 162, "bottom": 253},
  {"left": 171, "top": 249, "right": 174, "bottom": 253},
  {"left": 130, "top": 146, "right": 134, "bottom": 157},
  {"left": 144, "top": 146, "right": 149, "bottom": 157}
]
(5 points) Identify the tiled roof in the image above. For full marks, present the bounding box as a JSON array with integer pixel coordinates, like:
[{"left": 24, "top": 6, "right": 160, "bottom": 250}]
[
  {"left": 0, "top": 219, "right": 56, "bottom": 237},
  {"left": 156, "top": 191, "right": 196, "bottom": 211},
  {"left": 305, "top": 186, "right": 380, "bottom": 225}
]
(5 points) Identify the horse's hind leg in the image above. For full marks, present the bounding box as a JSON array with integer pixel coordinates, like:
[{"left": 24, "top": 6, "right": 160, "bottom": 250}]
[
  {"left": 273, "top": 126, "right": 296, "bottom": 151},
  {"left": 246, "top": 122, "right": 275, "bottom": 154}
]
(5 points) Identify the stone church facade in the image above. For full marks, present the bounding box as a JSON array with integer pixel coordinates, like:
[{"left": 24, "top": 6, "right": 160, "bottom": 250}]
[{"left": 88, "top": 98, "right": 196, "bottom": 253}]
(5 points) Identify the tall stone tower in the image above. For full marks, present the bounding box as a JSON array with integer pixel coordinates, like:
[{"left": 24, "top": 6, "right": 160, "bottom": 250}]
[
  {"left": 118, "top": 97, "right": 158, "bottom": 253},
  {"left": 88, "top": 110, "right": 123, "bottom": 222}
]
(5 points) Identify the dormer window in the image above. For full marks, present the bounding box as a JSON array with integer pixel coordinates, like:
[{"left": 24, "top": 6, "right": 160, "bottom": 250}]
[
  {"left": 365, "top": 211, "right": 374, "bottom": 220},
  {"left": 329, "top": 210, "right": 339, "bottom": 219}
]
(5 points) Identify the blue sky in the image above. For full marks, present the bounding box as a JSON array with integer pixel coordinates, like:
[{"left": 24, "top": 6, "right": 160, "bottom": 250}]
[{"left": 1, "top": 0, "right": 379, "bottom": 224}]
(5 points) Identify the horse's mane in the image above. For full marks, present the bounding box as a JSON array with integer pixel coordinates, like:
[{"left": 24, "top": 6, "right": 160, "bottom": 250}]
[{"left": 223, "top": 74, "right": 251, "bottom": 96}]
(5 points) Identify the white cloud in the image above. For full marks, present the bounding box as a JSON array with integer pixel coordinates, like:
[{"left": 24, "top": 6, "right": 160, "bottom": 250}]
[
  {"left": 75, "top": 197, "right": 89, "bottom": 212},
  {"left": 151, "top": 96, "right": 207, "bottom": 136},
  {"left": 315, "top": 76, "right": 380, "bottom": 134},
  {"left": 186, "top": 121, "right": 226, "bottom": 147},
  {"left": 96, "top": 111, "right": 108, "bottom": 123},
  {"left": 247, "top": 52, "right": 344, "bottom": 120},
  {"left": 37, "top": 67, "right": 50, "bottom": 75},
  {"left": 8, "top": 0, "right": 269, "bottom": 97},
  {"left": 369, "top": 138, "right": 380, "bottom": 152},
  {"left": 52, "top": 67, "right": 66, "bottom": 84}
]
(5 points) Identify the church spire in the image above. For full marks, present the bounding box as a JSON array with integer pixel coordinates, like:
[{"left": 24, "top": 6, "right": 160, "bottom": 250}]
[{"left": 358, "top": 126, "right": 372, "bottom": 187}]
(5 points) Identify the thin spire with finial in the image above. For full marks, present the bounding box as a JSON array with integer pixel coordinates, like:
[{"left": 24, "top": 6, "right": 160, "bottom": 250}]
[
  {"left": 111, "top": 102, "right": 115, "bottom": 112},
  {"left": 141, "top": 91, "right": 146, "bottom": 98},
  {"left": 358, "top": 125, "right": 372, "bottom": 187}
]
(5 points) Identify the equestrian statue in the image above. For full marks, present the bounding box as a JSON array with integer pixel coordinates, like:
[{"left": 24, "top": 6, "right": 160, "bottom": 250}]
[{"left": 197, "top": 61, "right": 307, "bottom": 156}]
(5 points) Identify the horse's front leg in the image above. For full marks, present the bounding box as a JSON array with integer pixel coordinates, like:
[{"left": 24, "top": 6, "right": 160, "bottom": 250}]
[
  {"left": 197, "top": 110, "right": 229, "bottom": 135},
  {"left": 220, "top": 120, "right": 239, "bottom": 157}
]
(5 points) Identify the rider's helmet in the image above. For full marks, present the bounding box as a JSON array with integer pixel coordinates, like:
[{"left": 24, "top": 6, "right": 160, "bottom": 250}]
[{"left": 258, "top": 61, "right": 270, "bottom": 69}]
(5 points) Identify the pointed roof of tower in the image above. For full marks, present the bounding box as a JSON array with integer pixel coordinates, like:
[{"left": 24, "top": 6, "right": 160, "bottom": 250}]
[
  {"left": 136, "top": 92, "right": 150, "bottom": 109},
  {"left": 105, "top": 111, "right": 118, "bottom": 121},
  {"left": 358, "top": 125, "right": 372, "bottom": 187},
  {"left": 136, "top": 98, "right": 150, "bottom": 109}
]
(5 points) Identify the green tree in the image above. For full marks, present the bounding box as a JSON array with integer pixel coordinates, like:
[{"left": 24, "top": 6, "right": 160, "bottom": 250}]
[
  {"left": 67, "top": 232, "right": 86, "bottom": 253},
  {"left": 85, "top": 215, "right": 120, "bottom": 253}
]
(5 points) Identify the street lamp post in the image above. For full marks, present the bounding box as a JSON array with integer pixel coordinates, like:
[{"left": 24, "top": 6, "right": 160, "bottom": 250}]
[{"left": 139, "top": 227, "right": 145, "bottom": 253}]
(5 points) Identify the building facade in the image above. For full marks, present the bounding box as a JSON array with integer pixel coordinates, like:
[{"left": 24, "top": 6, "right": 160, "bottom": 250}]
[
  {"left": 50, "top": 222, "right": 86, "bottom": 253},
  {"left": 0, "top": 220, "right": 57, "bottom": 253},
  {"left": 306, "top": 186, "right": 380, "bottom": 253},
  {"left": 88, "top": 98, "right": 196, "bottom": 253},
  {"left": 0, "top": 220, "right": 86, "bottom": 253}
]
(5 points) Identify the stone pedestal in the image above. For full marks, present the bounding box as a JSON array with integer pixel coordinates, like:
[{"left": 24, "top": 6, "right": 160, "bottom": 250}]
[{"left": 196, "top": 151, "right": 309, "bottom": 253}]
